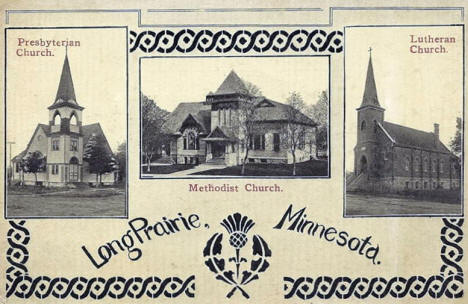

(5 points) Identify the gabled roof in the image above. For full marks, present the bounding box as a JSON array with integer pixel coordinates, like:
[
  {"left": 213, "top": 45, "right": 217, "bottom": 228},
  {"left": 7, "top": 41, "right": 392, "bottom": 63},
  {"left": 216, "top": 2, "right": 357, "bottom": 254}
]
[
  {"left": 12, "top": 124, "right": 50, "bottom": 162},
  {"left": 204, "top": 126, "right": 236, "bottom": 142},
  {"left": 82, "top": 123, "right": 114, "bottom": 155},
  {"left": 359, "top": 54, "right": 382, "bottom": 109},
  {"left": 213, "top": 70, "right": 249, "bottom": 95},
  {"left": 254, "top": 98, "right": 317, "bottom": 126},
  {"left": 164, "top": 102, "right": 211, "bottom": 134},
  {"left": 381, "top": 121, "right": 451, "bottom": 153},
  {"left": 48, "top": 54, "right": 84, "bottom": 111}
]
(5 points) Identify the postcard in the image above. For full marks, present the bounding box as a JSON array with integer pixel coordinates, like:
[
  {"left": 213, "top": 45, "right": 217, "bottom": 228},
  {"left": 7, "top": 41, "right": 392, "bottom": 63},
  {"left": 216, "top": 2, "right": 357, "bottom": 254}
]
[{"left": 0, "top": 1, "right": 466, "bottom": 303}]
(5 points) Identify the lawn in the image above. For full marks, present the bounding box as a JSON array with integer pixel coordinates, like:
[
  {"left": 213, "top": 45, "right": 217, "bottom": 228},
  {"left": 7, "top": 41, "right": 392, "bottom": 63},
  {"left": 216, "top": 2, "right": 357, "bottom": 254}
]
[
  {"left": 6, "top": 187, "right": 126, "bottom": 217},
  {"left": 141, "top": 164, "right": 195, "bottom": 174},
  {"left": 191, "top": 159, "right": 329, "bottom": 176},
  {"left": 346, "top": 193, "right": 462, "bottom": 216}
]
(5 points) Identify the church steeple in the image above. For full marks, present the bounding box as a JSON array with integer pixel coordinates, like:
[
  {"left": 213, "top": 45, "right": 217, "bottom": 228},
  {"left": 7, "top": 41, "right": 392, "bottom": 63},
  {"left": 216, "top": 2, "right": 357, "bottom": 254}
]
[
  {"left": 360, "top": 50, "right": 382, "bottom": 108},
  {"left": 48, "top": 52, "right": 83, "bottom": 111}
]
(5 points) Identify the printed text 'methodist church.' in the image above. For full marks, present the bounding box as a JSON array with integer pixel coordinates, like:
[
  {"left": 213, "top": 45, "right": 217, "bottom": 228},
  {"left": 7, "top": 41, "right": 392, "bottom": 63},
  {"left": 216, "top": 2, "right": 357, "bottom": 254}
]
[
  {"left": 348, "top": 54, "right": 461, "bottom": 192},
  {"left": 164, "top": 70, "right": 318, "bottom": 166},
  {"left": 11, "top": 54, "right": 118, "bottom": 186}
]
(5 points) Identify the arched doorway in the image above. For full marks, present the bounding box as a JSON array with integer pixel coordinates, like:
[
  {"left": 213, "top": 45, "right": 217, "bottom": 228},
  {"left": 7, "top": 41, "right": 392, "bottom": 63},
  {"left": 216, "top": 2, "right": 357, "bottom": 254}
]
[
  {"left": 69, "top": 157, "right": 79, "bottom": 182},
  {"left": 360, "top": 155, "right": 368, "bottom": 174}
]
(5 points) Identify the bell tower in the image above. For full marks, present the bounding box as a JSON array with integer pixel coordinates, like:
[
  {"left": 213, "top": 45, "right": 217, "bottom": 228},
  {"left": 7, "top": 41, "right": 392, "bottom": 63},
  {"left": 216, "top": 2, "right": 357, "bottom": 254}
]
[
  {"left": 354, "top": 49, "right": 385, "bottom": 176},
  {"left": 47, "top": 52, "right": 85, "bottom": 183}
]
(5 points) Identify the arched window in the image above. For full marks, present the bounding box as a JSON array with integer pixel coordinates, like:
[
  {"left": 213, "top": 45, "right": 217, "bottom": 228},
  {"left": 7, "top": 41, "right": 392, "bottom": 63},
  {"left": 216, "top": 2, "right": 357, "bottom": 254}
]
[
  {"left": 70, "top": 113, "right": 78, "bottom": 125},
  {"left": 360, "top": 120, "right": 367, "bottom": 130},
  {"left": 373, "top": 120, "right": 378, "bottom": 133},
  {"left": 414, "top": 156, "right": 420, "bottom": 172},
  {"left": 423, "top": 157, "right": 428, "bottom": 172},
  {"left": 404, "top": 156, "right": 410, "bottom": 171},
  {"left": 184, "top": 129, "right": 198, "bottom": 150},
  {"left": 432, "top": 159, "right": 437, "bottom": 173},
  {"left": 440, "top": 159, "right": 444, "bottom": 173},
  {"left": 53, "top": 112, "right": 61, "bottom": 125}
]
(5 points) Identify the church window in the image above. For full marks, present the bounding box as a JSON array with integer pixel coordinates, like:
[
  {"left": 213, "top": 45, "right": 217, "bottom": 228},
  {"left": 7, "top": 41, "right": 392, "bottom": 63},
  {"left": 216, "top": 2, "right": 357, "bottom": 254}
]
[
  {"left": 70, "top": 113, "right": 78, "bottom": 125},
  {"left": 404, "top": 156, "right": 410, "bottom": 171},
  {"left": 373, "top": 120, "right": 378, "bottom": 133},
  {"left": 53, "top": 112, "right": 61, "bottom": 125},
  {"left": 70, "top": 139, "right": 78, "bottom": 151},
  {"left": 424, "top": 182, "right": 428, "bottom": 189},
  {"left": 440, "top": 160, "right": 444, "bottom": 173},
  {"left": 423, "top": 158, "right": 428, "bottom": 172},
  {"left": 298, "top": 132, "right": 305, "bottom": 149},
  {"left": 415, "top": 181, "right": 419, "bottom": 189},
  {"left": 273, "top": 133, "right": 280, "bottom": 152},
  {"left": 52, "top": 138, "right": 60, "bottom": 151},
  {"left": 252, "top": 134, "right": 265, "bottom": 150},
  {"left": 15, "top": 162, "right": 20, "bottom": 173},
  {"left": 405, "top": 181, "right": 410, "bottom": 189},
  {"left": 414, "top": 156, "right": 420, "bottom": 172},
  {"left": 223, "top": 109, "right": 227, "bottom": 126},
  {"left": 360, "top": 120, "right": 366, "bottom": 130},
  {"left": 184, "top": 130, "right": 198, "bottom": 150},
  {"left": 432, "top": 159, "right": 437, "bottom": 173},
  {"left": 51, "top": 164, "right": 59, "bottom": 175}
]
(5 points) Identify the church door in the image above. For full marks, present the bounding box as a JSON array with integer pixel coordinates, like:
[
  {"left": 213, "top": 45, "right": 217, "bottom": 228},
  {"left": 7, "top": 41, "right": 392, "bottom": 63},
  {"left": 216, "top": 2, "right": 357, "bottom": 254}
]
[
  {"left": 360, "top": 155, "right": 368, "bottom": 174},
  {"left": 212, "top": 142, "right": 225, "bottom": 158},
  {"left": 69, "top": 157, "right": 79, "bottom": 182}
]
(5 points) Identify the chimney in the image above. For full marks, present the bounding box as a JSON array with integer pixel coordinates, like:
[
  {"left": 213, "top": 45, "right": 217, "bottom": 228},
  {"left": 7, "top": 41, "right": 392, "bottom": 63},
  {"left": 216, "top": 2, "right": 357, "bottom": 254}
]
[{"left": 434, "top": 123, "right": 439, "bottom": 139}]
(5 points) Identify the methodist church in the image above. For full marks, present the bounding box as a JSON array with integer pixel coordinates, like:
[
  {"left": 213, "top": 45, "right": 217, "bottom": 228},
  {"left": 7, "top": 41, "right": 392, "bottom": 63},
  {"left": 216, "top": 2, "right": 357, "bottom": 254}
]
[
  {"left": 348, "top": 53, "right": 461, "bottom": 192},
  {"left": 11, "top": 53, "right": 118, "bottom": 186},
  {"left": 164, "top": 70, "right": 317, "bottom": 166}
]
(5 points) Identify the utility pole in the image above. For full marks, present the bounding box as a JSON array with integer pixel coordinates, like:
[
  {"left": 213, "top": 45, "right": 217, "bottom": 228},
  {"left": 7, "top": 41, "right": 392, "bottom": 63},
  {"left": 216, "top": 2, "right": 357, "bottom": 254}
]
[{"left": 6, "top": 141, "right": 15, "bottom": 186}]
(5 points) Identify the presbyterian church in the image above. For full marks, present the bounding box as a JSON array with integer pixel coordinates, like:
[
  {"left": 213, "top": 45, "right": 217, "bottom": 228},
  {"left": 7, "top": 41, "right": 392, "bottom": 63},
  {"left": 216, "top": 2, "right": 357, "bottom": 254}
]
[
  {"left": 164, "top": 70, "right": 317, "bottom": 166},
  {"left": 348, "top": 54, "right": 461, "bottom": 192},
  {"left": 11, "top": 54, "right": 118, "bottom": 186}
]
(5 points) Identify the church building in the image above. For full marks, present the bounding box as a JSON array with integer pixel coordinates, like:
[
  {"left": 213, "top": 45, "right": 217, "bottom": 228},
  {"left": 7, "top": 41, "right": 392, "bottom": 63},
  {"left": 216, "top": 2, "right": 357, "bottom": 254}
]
[
  {"left": 349, "top": 53, "right": 461, "bottom": 192},
  {"left": 164, "top": 70, "right": 317, "bottom": 166},
  {"left": 11, "top": 53, "right": 118, "bottom": 187}
]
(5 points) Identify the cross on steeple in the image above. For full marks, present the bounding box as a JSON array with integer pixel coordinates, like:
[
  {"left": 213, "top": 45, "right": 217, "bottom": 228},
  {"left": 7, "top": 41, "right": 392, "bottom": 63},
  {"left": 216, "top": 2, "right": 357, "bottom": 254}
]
[{"left": 368, "top": 47, "right": 372, "bottom": 55}]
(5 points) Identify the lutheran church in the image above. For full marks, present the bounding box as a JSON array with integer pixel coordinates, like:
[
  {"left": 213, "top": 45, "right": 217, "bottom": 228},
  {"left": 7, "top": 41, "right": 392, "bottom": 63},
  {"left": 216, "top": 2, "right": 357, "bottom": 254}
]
[
  {"left": 348, "top": 54, "right": 461, "bottom": 192},
  {"left": 11, "top": 54, "right": 118, "bottom": 187},
  {"left": 164, "top": 70, "right": 317, "bottom": 166}
]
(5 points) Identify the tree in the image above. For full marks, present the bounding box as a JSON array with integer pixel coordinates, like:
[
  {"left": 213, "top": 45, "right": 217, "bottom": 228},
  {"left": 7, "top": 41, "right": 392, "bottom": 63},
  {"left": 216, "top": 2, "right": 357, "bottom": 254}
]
[
  {"left": 230, "top": 81, "right": 264, "bottom": 175},
  {"left": 21, "top": 151, "right": 46, "bottom": 186},
  {"left": 115, "top": 141, "right": 126, "bottom": 182},
  {"left": 141, "top": 93, "right": 169, "bottom": 172},
  {"left": 308, "top": 91, "right": 328, "bottom": 153},
  {"left": 450, "top": 117, "right": 462, "bottom": 158},
  {"left": 281, "top": 91, "right": 309, "bottom": 176},
  {"left": 83, "top": 134, "right": 115, "bottom": 186}
]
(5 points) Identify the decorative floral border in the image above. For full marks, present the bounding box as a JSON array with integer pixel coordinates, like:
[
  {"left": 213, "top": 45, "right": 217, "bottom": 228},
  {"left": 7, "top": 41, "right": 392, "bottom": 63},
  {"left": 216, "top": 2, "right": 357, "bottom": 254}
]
[
  {"left": 129, "top": 29, "right": 343, "bottom": 54},
  {"left": 6, "top": 221, "right": 195, "bottom": 299},
  {"left": 283, "top": 218, "right": 464, "bottom": 299},
  {"left": 6, "top": 219, "right": 463, "bottom": 299}
]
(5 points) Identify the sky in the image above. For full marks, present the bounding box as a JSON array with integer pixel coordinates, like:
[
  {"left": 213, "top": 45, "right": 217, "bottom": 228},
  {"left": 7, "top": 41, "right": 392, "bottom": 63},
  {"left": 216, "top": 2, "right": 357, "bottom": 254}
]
[
  {"left": 345, "top": 26, "right": 463, "bottom": 172},
  {"left": 141, "top": 56, "right": 329, "bottom": 112},
  {"left": 6, "top": 28, "right": 127, "bottom": 159}
]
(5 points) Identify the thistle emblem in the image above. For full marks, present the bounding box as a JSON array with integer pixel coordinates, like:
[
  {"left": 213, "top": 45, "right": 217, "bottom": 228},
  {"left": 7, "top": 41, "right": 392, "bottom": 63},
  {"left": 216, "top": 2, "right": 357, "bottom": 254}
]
[{"left": 203, "top": 213, "right": 272, "bottom": 298}]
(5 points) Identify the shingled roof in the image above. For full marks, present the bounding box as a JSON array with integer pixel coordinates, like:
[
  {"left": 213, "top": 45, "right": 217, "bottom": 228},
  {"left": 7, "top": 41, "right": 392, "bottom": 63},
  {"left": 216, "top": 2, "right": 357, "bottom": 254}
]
[
  {"left": 254, "top": 99, "right": 316, "bottom": 126},
  {"left": 82, "top": 123, "right": 114, "bottom": 155},
  {"left": 213, "top": 70, "right": 249, "bottom": 95},
  {"left": 48, "top": 54, "right": 84, "bottom": 110},
  {"left": 380, "top": 121, "right": 451, "bottom": 153},
  {"left": 359, "top": 54, "right": 382, "bottom": 108},
  {"left": 164, "top": 102, "right": 211, "bottom": 134}
]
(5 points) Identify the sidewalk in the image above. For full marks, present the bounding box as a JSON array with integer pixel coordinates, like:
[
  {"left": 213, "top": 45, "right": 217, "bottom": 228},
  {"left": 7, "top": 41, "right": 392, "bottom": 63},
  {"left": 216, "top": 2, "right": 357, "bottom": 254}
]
[{"left": 168, "top": 164, "right": 228, "bottom": 176}]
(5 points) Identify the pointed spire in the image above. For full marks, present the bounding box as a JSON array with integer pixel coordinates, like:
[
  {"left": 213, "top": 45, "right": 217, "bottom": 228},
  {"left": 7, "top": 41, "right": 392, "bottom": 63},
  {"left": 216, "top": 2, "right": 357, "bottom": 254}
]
[
  {"left": 214, "top": 70, "right": 249, "bottom": 95},
  {"left": 360, "top": 50, "right": 381, "bottom": 107},
  {"left": 55, "top": 52, "right": 76, "bottom": 103}
]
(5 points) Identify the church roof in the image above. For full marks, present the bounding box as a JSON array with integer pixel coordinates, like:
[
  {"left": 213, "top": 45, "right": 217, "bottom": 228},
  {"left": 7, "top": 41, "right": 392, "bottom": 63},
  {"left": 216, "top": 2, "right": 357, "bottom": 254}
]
[
  {"left": 12, "top": 123, "right": 113, "bottom": 162},
  {"left": 359, "top": 54, "right": 382, "bottom": 109},
  {"left": 213, "top": 70, "right": 249, "bottom": 95},
  {"left": 164, "top": 102, "right": 211, "bottom": 134},
  {"left": 254, "top": 98, "right": 317, "bottom": 126},
  {"left": 381, "top": 121, "right": 451, "bottom": 153},
  {"left": 48, "top": 54, "right": 84, "bottom": 111}
]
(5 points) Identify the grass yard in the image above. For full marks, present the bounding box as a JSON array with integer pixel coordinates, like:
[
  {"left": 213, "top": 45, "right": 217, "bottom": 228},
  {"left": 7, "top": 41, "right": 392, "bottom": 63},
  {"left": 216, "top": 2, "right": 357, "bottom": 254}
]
[
  {"left": 191, "top": 159, "right": 329, "bottom": 176},
  {"left": 141, "top": 164, "right": 196, "bottom": 174},
  {"left": 6, "top": 187, "right": 126, "bottom": 217},
  {"left": 345, "top": 193, "right": 462, "bottom": 216}
]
